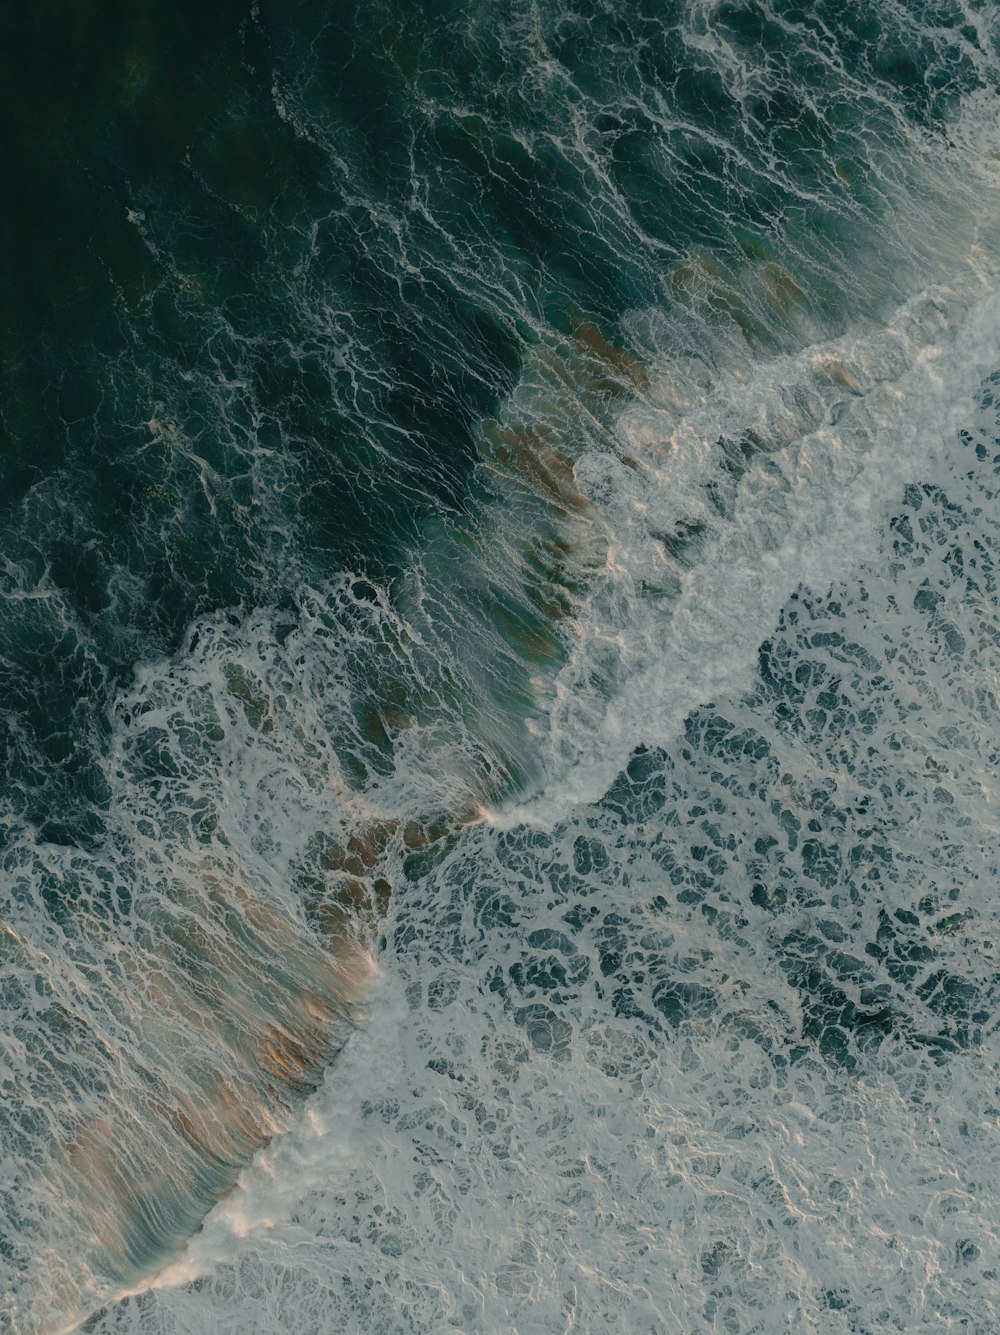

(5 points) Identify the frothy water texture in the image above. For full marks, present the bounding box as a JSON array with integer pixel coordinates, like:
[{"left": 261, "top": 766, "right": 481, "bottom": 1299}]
[{"left": 4, "top": 1, "right": 1000, "bottom": 1332}]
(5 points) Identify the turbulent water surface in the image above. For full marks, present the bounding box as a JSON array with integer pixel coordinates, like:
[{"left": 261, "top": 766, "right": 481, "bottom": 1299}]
[{"left": 4, "top": 1, "right": 1000, "bottom": 1331}]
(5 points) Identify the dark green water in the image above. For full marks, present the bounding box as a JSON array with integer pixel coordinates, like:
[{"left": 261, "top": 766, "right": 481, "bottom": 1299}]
[{"left": 1, "top": 0, "right": 978, "bottom": 842}]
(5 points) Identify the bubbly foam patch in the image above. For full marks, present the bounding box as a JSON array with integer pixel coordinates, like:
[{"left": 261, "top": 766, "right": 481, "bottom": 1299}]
[
  {"left": 478, "top": 264, "right": 996, "bottom": 820},
  {"left": 80, "top": 362, "right": 1000, "bottom": 1335}
]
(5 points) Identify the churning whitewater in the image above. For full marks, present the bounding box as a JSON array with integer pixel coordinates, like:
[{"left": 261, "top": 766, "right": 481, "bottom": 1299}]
[{"left": 4, "top": 2, "right": 1000, "bottom": 1333}]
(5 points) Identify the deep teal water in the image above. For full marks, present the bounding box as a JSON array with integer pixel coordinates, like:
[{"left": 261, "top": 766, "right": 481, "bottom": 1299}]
[{"left": 1, "top": 0, "right": 977, "bottom": 841}]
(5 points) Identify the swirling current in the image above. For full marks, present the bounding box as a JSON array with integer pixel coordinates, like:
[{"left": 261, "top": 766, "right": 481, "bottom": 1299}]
[{"left": 4, "top": 2, "right": 1000, "bottom": 1332}]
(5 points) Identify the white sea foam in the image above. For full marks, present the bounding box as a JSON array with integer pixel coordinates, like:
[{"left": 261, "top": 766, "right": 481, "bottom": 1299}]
[
  {"left": 77, "top": 148, "right": 1000, "bottom": 1335},
  {"left": 513, "top": 269, "right": 1000, "bottom": 822}
]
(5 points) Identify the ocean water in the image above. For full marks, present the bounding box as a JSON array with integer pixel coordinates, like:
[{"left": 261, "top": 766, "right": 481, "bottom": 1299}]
[{"left": 4, "top": 2, "right": 1000, "bottom": 1332}]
